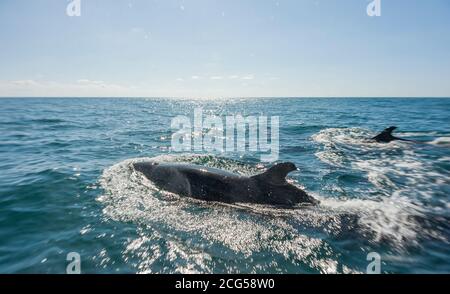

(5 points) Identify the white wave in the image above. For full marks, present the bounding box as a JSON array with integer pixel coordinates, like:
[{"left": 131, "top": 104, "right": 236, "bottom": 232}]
[
  {"left": 400, "top": 132, "right": 439, "bottom": 137},
  {"left": 317, "top": 193, "right": 425, "bottom": 245},
  {"left": 98, "top": 154, "right": 361, "bottom": 273},
  {"left": 312, "top": 128, "right": 449, "bottom": 247},
  {"left": 430, "top": 137, "right": 450, "bottom": 146},
  {"left": 312, "top": 127, "right": 409, "bottom": 155},
  {"left": 98, "top": 150, "right": 447, "bottom": 273},
  {"left": 312, "top": 127, "right": 369, "bottom": 147}
]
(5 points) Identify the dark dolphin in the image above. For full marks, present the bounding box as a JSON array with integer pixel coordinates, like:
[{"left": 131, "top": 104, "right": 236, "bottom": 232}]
[
  {"left": 372, "top": 126, "right": 412, "bottom": 143},
  {"left": 133, "top": 161, "right": 319, "bottom": 207}
]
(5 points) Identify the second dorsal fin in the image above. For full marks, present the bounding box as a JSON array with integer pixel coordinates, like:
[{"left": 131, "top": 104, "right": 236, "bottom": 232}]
[
  {"left": 383, "top": 126, "right": 397, "bottom": 135},
  {"left": 252, "top": 162, "right": 297, "bottom": 185}
]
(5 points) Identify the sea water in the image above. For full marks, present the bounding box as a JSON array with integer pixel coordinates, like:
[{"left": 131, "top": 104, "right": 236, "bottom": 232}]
[{"left": 0, "top": 98, "right": 449, "bottom": 273}]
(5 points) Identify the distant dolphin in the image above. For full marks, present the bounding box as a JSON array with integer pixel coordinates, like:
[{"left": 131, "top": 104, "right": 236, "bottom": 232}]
[
  {"left": 133, "top": 161, "right": 319, "bottom": 207},
  {"left": 372, "top": 126, "right": 412, "bottom": 143}
]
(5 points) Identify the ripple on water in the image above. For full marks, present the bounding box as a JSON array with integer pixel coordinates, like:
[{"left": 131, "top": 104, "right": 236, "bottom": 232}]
[
  {"left": 97, "top": 152, "right": 448, "bottom": 273},
  {"left": 312, "top": 128, "right": 450, "bottom": 246}
]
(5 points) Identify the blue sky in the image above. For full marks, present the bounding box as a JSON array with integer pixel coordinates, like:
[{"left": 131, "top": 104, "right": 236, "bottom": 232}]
[{"left": 0, "top": 0, "right": 449, "bottom": 97}]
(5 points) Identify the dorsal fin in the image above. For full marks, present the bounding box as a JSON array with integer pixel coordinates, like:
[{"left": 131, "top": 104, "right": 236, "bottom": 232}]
[
  {"left": 383, "top": 126, "right": 397, "bottom": 135},
  {"left": 252, "top": 162, "right": 297, "bottom": 185},
  {"left": 372, "top": 126, "right": 398, "bottom": 142}
]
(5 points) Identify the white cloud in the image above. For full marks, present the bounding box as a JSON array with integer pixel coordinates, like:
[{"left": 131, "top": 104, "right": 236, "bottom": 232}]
[
  {"left": 77, "top": 79, "right": 107, "bottom": 86},
  {"left": 11, "top": 79, "right": 41, "bottom": 86},
  {"left": 189, "top": 74, "right": 256, "bottom": 81},
  {"left": 130, "top": 27, "right": 144, "bottom": 34},
  {"left": 0, "top": 79, "right": 136, "bottom": 97},
  {"left": 130, "top": 27, "right": 150, "bottom": 39},
  {"left": 241, "top": 74, "right": 255, "bottom": 80}
]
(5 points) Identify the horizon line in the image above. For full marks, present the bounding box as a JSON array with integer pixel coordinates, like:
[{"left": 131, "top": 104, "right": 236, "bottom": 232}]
[{"left": 1, "top": 96, "right": 450, "bottom": 99}]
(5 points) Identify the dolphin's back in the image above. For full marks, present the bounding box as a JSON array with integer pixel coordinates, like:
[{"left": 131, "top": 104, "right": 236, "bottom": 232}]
[
  {"left": 372, "top": 131, "right": 394, "bottom": 143},
  {"left": 372, "top": 126, "right": 412, "bottom": 143},
  {"left": 135, "top": 162, "right": 248, "bottom": 202},
  {"left": 180, "top": 168, "right": 238, "bottom": 202},
  {"left": 133, "top": 161, "right": 319, "bottom": 206},
  {"left": 174, "top": 164, "right": 250, "bottom": 202},
  {"left": 173, "top": 164, "right": 240, "bottom": 179}
]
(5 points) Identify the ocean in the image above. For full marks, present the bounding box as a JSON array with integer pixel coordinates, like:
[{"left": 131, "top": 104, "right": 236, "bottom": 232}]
[{"left": 0, "top": 98, "right": 449, "bottom": 273}]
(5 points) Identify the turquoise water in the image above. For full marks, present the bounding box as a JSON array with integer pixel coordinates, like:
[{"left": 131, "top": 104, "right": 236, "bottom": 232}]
[{"left": 0, "top": 98, "right": 449, "bottom": 273}]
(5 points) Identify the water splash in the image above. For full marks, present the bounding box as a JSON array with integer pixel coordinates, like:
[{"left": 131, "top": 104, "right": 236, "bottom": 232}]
[
  {"left": 98, "top": 154, "right": 364, "bottom": 273},
  {"left": 312, "top": 128, "right": 449, "bottom": 247}
]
